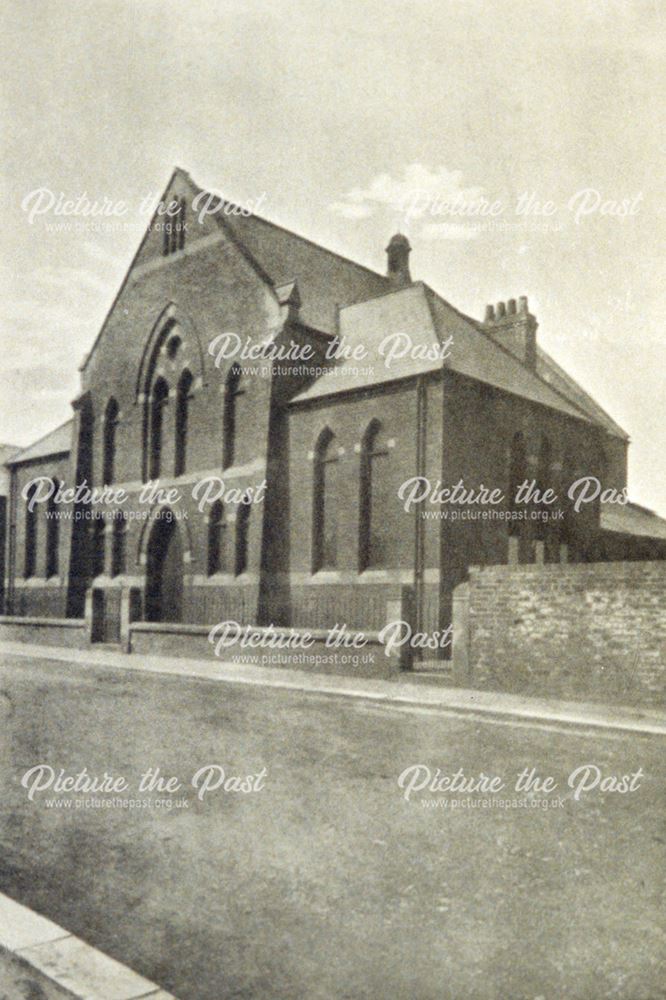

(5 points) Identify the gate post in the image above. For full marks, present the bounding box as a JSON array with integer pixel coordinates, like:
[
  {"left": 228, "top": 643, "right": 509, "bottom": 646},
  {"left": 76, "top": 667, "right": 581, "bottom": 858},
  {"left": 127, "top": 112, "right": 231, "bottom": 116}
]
[
  {"left": 452, "top": 580, "right": 471, "bottom": 685},
  {"left": 87, "top": 588, "right": 105, "bottom": 644},
  {"left": 385, "top": 585, "right": 415, "bottom": 671},
  {"left": 121, "top": 587, "right": 143, "bottom": 653}
]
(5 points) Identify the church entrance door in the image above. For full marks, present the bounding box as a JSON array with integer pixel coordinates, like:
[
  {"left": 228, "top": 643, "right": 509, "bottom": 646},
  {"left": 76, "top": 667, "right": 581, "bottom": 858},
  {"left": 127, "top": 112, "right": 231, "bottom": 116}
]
[{"left": 145, "top": 513, "right": 183, "bottom": 622}]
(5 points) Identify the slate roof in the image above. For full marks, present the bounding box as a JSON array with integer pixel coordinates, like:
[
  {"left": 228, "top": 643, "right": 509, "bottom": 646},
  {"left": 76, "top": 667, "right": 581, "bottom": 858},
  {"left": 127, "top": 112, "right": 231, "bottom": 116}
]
[
  {"left": 50, "top": 169, "right": 630, "bottom": 456},
  {"left": 188, "top": 174, "right": 390, "bottom": 336},
  {"left": 600, "top": 502, "right": 666, "bottom": 541},
  {"left": 6, "top": 419, "right": 73, "bottom": 466},
  {"left": 292, "top": 282, "right": 593, "bottom": 424}
]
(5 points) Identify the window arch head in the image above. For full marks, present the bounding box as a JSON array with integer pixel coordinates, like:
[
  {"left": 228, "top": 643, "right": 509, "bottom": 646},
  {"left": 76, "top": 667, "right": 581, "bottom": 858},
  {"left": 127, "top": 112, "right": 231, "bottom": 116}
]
[
  {"left": 178, "top": 369, "right": 193, "bottom": 396},
  {"left": 315, "top": 426, "right": 336, "bottom": 462},
  {"left": 166, "top": 334, "right": 182, "bottom": 360},
  {"left": 362, "top": 418, "right": 383, "bottom": 453}
]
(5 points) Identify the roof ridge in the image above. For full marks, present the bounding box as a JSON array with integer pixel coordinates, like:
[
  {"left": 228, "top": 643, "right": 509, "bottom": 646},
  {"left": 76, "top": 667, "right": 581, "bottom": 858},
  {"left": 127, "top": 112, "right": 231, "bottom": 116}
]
[{"left": 188, "top": 175, "right": 389, "bottom": 285}]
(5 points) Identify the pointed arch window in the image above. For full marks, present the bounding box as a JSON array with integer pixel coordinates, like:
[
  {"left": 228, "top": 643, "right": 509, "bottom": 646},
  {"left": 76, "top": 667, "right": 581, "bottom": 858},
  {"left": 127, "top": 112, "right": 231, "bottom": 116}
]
[
  {"left": 46, "top": 480, "right": 60, "bottom": 578},
  {"left": 175, "top": 369, "right": 193, "bottom": 477},
  {"left": 103, "top": 398, "right": 120, "bottom": 486},
  {"left": 149, "top": 377, "right": 169, "bottom": 480},
  {"left": 208, "top": 500, "right": 226, "bottom": 575},
  {"left": 359, "top": 420, "right": 390, "bottom": 571},
  {"left": 163, "top": 197, "right": 186, "bottom": 255},
  {"left": 312, "top": 428, "right": 339, "bottom": 572},
  {"left": 24, "top": 483, "right": 38, "bottom": 579},
  {"left": 223, "top": 364, "right": 243, "bottom": 470},
  {"left": 235, "top": 500, "right": 250, "bottom": 576}
]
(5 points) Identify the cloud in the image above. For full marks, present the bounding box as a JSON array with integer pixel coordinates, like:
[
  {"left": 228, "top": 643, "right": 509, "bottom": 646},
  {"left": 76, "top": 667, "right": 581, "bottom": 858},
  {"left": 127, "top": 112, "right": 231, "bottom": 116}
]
[{"left": 328, "top": 163, "right": 485, "bottom": 225}]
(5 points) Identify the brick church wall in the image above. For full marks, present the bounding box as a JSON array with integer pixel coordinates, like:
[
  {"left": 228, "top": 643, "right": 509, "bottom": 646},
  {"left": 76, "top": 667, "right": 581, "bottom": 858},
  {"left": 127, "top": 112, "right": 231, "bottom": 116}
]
[
  {"left": 456, "top": 561, "right": 666, "bottom": 706},
  {"left": 288, "top": 376, "right": 444, "bottom": 632},
  {"left": 9, "top": 452, "right": 73, "bottom": 618}
]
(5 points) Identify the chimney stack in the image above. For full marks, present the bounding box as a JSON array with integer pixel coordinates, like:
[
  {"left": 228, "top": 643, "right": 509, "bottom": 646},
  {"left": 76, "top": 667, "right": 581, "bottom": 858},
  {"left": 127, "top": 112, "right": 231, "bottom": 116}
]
[
  {"left": 386, "top": 233, "right": 412, "bottom": 287},
  {"left": 482, "top": 295, "right": 538, "bottom": 369}
]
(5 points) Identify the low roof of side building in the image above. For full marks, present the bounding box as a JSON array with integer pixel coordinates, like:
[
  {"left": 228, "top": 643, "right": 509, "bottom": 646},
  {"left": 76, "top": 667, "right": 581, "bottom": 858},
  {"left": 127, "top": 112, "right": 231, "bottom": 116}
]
[
  {"left": 5, "top": 419, "right": 73, "bottom": 467},
  {"left": 600, "top": 502, "right": 666, "bottom": 541}
]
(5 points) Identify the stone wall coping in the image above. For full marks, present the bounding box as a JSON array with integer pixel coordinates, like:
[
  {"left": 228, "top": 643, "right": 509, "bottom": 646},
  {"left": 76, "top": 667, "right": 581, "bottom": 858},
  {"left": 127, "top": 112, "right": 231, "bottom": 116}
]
[
  {"left": 130, "top": 621, "right": 385, "bottom": 643},
  {"left": 469, "top": 560, "right": 666, "bottom": 576},
  {"left": 0, "top": 891, "right": 176, "bottom": 998},
  {"left": 0, "top": 615, "right": 85, "bottom": 629}
]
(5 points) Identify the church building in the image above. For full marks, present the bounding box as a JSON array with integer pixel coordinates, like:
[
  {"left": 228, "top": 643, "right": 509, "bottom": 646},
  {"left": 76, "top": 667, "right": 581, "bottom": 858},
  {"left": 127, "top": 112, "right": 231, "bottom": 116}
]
[{"left": 4, "top": 169, "right": 666, "bottom": 660}]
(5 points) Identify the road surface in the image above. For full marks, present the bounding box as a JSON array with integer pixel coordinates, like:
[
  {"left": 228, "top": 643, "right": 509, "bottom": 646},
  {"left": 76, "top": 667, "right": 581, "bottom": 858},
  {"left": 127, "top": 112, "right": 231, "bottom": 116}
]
[{"left": 0, "top": 652, "right": 663, "bottom": 999}]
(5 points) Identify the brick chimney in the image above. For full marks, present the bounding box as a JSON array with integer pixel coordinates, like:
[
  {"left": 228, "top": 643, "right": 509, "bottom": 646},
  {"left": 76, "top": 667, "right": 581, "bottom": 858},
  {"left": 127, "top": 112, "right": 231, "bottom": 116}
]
[
  {"left": 386, "top": 233, "right": 411, "bottom": 287},
  {"left": 483, "top": 296, "right": 538, "bottom": 369}
]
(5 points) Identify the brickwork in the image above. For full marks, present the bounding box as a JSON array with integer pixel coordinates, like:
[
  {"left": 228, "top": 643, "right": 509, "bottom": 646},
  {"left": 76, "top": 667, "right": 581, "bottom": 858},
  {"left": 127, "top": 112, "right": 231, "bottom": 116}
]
[{"left": 457, "top": 562, "right": 666, "bottom": 705}]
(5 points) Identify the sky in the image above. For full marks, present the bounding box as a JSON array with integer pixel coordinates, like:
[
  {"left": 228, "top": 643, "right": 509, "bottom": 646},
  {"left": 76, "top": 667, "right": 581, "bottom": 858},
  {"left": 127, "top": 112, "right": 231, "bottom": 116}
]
[{"left": 1, "top": 0, "right": 665, "bottom": 513}]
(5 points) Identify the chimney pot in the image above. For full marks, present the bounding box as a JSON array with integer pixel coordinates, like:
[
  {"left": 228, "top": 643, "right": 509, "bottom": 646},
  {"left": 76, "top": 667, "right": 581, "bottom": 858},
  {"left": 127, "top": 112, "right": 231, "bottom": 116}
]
[
  {"left": 496, "top": 301, "right": 506, "bottom": 319},
  {"left": 484, "top": 304, "right": 495, "bottom": 323},
  {"left": 507, "top": 298, "right": 516, "bottom": 315},
  {"left": 518, "top": 295, "right": 528, "bottom": 314}
]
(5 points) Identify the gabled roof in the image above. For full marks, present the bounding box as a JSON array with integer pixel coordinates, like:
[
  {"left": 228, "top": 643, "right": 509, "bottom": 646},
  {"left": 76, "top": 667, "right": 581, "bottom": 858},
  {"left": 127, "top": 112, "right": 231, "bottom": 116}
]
[
  {"left": 292, "top": 282, "right": 594, "bottom": 423},
  {"left": 74, "top": 168, "right": 629, "bottom": 442},
  {"left": 600, "top": 501, "right": 666, "bottom": 541},
  {"left": 187, "top": 174, "right": 390, "bottom": 335},
  {"left": 6, "top": 419, "right": 73, "bottom": 466}
]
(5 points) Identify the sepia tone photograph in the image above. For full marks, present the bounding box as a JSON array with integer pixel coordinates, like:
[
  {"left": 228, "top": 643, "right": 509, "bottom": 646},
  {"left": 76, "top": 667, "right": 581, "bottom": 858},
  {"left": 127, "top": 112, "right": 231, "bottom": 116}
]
[{"left": 0, "top": 1, "right": 664, "bottom": 997}]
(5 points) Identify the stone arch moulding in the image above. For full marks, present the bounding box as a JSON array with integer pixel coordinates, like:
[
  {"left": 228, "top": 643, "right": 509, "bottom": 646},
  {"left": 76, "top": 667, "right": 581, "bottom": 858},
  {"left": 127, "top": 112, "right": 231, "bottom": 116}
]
[
  {"left": 136, "top": 503, "right": 195, "bottom": 569},
  {"left": 135, "top": 302, "right": 206, "bottom": 404}
]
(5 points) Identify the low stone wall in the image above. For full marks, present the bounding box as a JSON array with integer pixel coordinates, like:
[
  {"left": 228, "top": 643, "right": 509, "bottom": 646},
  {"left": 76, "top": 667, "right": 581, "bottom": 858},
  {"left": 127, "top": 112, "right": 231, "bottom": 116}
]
[
  {"left": 453, "top": 561, "right": 666, "bottom": 706},
  {"left": 0, "top": 616, "right": 88, "bottom": 649},
  {"left": 129, "top": 621, "right": 403, "bottom": 678}
]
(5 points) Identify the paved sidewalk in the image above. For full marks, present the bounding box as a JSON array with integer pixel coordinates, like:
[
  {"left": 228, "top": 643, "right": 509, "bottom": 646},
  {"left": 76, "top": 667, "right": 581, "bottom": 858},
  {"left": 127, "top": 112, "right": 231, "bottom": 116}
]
[
  {"left": 0, "top": 890, "right": 175, "bottom": 999},
  {"left": 1, "top": 640, "right": 665, "bottom": 736}
]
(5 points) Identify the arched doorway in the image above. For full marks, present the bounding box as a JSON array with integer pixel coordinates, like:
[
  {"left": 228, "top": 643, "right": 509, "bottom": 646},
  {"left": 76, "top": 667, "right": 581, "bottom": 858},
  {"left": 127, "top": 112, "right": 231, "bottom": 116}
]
[{"left": 145, "top": 512, "right": 183, "bottom": 622}]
